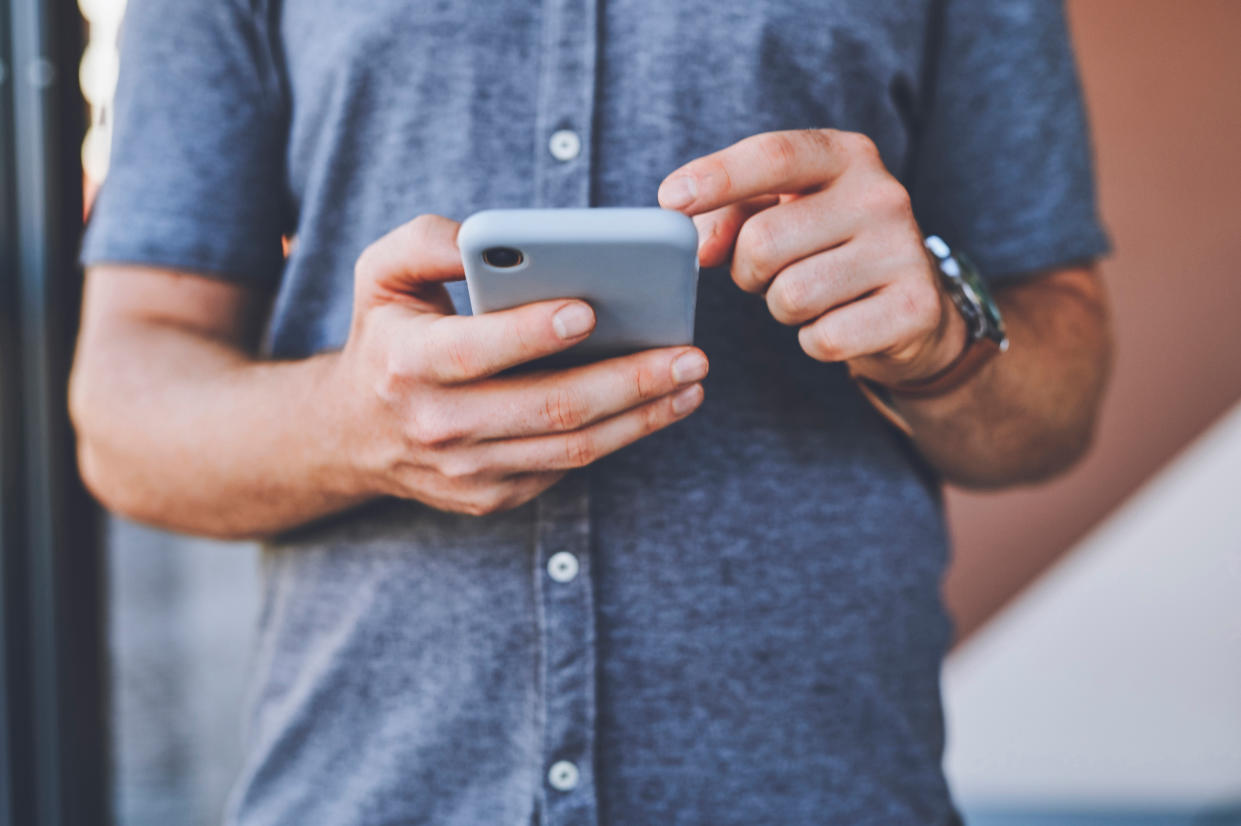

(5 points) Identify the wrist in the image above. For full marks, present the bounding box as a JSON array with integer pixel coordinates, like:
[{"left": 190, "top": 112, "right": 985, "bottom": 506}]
[
  {"left": 314, "top": 350, "right": 390, "bottom": 501},
  {"left": 888, "top": 236, "right": 1009, "bottom": 398},
  {"left": 852, "top": 261, "right": 970, "bottom": 390},
  {"left": 851, "top": 235, "right": 1009, "bottom": 430},
  {"left": 916, "top": 282, "right": 972, "bottom": 383}
]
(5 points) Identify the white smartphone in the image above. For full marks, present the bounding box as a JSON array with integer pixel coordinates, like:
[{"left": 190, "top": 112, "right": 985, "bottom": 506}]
[{"left": 459, "top": 208, "right": 699, "bottom": 366}]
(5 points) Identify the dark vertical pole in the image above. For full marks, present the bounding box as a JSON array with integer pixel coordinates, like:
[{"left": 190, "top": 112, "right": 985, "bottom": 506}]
[
  {"left": 2, "top": 0, "right": 109, "bottom": 823},
  {"left": 0, "top": 0, "right": 21, "bottom": 822}
]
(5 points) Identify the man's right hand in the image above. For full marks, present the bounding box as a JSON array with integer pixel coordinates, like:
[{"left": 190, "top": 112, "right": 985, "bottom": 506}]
[{"left": 335, "top": 214, "right": 708, "bottom": 516}]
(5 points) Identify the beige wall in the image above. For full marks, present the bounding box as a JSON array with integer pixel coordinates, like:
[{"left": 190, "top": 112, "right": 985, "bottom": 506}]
[{"left": 945, "top": 0, "right": 1241, "bottom": 641}]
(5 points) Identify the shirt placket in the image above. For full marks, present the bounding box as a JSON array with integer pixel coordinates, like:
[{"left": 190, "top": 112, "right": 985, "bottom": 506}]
[{"left": 532, "top": 1, "right": 599, "bottom": 825}]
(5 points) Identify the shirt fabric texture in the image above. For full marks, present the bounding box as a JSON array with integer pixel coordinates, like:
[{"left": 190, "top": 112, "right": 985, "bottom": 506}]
[{"left": 81, "top": 1, "right": 1110, "bottom": 824}]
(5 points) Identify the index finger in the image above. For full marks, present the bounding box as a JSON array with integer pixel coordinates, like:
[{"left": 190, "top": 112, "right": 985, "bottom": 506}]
[{"left": 657, "top": 129, "right": 858, "bottom": 216}]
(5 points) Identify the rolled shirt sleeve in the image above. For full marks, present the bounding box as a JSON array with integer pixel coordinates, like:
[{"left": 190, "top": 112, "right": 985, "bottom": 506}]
[
  {"left": 79, "top": 0, "right": 289, "bottom": 287},
  {"left": 907, "top": 0, "right": 1111, "bottom": 281}
]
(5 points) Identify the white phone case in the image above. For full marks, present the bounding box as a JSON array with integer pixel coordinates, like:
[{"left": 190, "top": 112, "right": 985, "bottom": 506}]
[{"left": 459, "top": 208, "right": 699, "bottom": 364}]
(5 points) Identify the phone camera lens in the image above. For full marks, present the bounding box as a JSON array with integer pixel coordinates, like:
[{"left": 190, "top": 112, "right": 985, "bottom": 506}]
[{"left": 482, "top": 247, "right": 524, "bottom": 268}]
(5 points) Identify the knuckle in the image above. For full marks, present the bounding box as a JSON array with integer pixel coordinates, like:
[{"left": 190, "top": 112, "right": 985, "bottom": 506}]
[
  {"left": 862, "top": 179, "right": 910, "bottom": 217},
  {"left": 899, "top": 281, "right": 941, "bottom": 330},
  {"left": 470, "top": 500, "right": 503, "bottom": 518},
  {"left": 632, "top": 358, "right": 663, "bottom": 401},
  {"left": 374, "top": 373, "right": 401, "bottom": 406},
  {"left": 804, "top": 127, "right": 838, "bottom": 156},
  {"left": 846, "top": 131, "right": 881, "bottom": 163},
  {"left": 542, "top": 388, "right": 588, "bottom": 432},
  {"left": 508, "top": 314, "right": 543, "bottom": 360},
  {"left": 885, "top": 340, "right": 923, "bottom": 368},
  {"left": 436, "top": 335, "right": 478, "bottom": 382},
  {"left": 458, "top": 490, "right": 501, "bottom": 517},
  {"left": 390, "top": 214, "right": 444, "bottom": 265},
  {"left": 387, "top": 463, "right": 421, "bottom": 499},
  {"left": 436, "top": 453, "right": 480, "bottom": 481},
  {"left": 457, "top": 501, "right": 488, "bottom": 517},
  {"left": 376, "top": 349, "right": 418, "bottom": 401},
  {"left": 405, "top": 213, "right": 439, "bottom": 245},
  {"left": 882, "top": 181, "right": 913, "bottom": 217},
  {"left": 767, "top": 274, "right": 810, "bottom": 324},
  {"left": 756, "top": 132, "right": 800, "bottom": 177},
  {"left": 735, "top": 220, "right": 779, "bottom": 291},
  {"left": 644, "top": 397, "right": 669, "bottom": 433},
  {"left": 891, "top": 184, "right": 913, "bottom": 216},
  {"left": 882, "top": 325, "right": 926, "bottom": 366},
  {"left": 799, "top": 324, "right": 841, "bottom": 362},
  {"left": 409, "top": 405, "right": 463, "bottom": 448},
  {"left": 694, "top": 157, "right": 733, "bottom": 199},
  {"left": 562, "top": 433, "right": 597, "bottom": 468},
  {"left": 743, "top": 216, "right": 780, "bottom": 266},
  {"left": 477, "top": 485, "right": 521, "bottom": 517}
]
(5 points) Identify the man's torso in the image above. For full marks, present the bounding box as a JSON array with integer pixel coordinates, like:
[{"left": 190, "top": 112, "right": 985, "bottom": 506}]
[{"left": 226, "top": 2, "right": 956, "bottom": 824}]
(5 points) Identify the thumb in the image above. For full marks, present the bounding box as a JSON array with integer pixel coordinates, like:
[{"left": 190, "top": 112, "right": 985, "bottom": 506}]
[{"left": 354, "top": 214, "right": 463, "bottom": 315}]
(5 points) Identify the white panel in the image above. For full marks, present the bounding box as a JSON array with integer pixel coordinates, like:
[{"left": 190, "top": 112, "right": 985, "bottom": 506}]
[{"left": 944, "top": 402, "right": 1241, "bottom": 807}]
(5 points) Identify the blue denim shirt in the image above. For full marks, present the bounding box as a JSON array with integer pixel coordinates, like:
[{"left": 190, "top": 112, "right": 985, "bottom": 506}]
[{"left": 82, "top": 1, "right": 1108, "bottom": 823}]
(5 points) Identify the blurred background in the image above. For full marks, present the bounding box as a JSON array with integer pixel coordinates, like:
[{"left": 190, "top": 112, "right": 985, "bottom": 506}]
[{"left": 1, "top": 0, "right": 1237, "bottom": 824}]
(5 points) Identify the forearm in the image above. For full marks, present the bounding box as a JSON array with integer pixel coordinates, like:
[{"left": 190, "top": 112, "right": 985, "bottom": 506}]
[
  {"left": 895, "top": 267, "right": 1113, "bottom": 488},
  {"left": 70, "top": 320, "right": 372, "bottom": 540}
]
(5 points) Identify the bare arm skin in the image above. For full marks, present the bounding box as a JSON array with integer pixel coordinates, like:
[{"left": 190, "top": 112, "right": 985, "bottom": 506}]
[
  {"left": 660, "top": 129, "right": 1112, "bottom": 489},
  {"left": 894, "top": 265, "right": 1111, "bottom": 488},
  {"left": 70, "top": 215, "right": 709, "bottom": 540},
  {"left": 70, "top": 273, "right": 361, "bottom": 538}
]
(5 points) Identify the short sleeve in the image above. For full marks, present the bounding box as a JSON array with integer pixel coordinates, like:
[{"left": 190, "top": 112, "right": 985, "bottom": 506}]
[
  {"left": 907, "top": 0, "right": 1111, "bottom": 281},
  {"left": 79, "top": 0, "right": 288, "bottom": 286}
]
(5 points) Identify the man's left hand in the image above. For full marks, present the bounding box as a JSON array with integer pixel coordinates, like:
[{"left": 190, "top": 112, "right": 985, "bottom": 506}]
[{"left": 658, "top": 129, "right": 967, "bottom": 388}]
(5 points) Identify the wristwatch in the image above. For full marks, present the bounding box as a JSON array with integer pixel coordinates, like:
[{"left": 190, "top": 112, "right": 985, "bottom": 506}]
[{"left": 853, "top": 235, "right": 1008, "bottom": 435}]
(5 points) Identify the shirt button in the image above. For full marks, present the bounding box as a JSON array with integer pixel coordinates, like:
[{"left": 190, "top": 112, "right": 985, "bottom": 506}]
[
  {"left": 548, "top": 129, "right": 581, "bottom": 162},
  {"left": 547, "top": 760, "right": 580, "bottom": 792},
  {"left": 547, "top": 551, "right": 580, "bottom": 583}
]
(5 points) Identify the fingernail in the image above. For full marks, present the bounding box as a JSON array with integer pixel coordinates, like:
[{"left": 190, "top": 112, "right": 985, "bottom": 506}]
[
  {"left": 553, "top": 303, "right": 595, "bottom": 339},
  {"left": 671, "top": 351, "right": 709, "bottom": 384},
  {"left": 671, "top": 383, "right": 704, "bottom": 415},
  {"left": 659, "top": 176, "right": 698, "bottom": 209}
]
